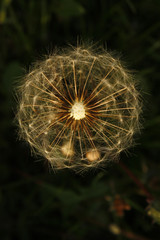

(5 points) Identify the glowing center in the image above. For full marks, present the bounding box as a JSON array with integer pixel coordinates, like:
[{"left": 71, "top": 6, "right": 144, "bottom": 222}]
[{"left": 70, "top": 102, "right": 85, "bottom": 120}]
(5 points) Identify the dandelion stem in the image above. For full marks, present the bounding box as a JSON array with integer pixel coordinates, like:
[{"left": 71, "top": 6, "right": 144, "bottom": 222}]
[{"left": 119, "top": 161, "right": 154, "bottom": 202}]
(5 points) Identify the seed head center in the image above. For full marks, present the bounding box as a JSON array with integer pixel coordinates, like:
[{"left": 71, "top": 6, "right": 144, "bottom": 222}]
[{"left": 70, "top": 101, "right": 85, "bottom": 120}]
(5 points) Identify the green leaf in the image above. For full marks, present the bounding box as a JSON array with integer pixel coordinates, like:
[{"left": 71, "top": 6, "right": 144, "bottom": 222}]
[
  {"left": 2, "top": 61, "right": 23, "bottom": 95},
  {"left": 52, "top": 0, "right": 85, "bottom": 20}
]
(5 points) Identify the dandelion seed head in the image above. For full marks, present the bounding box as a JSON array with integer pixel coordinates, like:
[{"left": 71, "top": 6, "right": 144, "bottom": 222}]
[
  {"left": 16, "top": 44, "right": 142, "bottom": 170},
  {"left": 70, "top": 101, "right": 86, "bottom": 120}
]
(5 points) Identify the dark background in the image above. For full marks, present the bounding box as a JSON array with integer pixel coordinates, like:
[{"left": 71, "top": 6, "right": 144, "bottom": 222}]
[{"left": 0, "top": 0, "right": 160, "bottom": 239}]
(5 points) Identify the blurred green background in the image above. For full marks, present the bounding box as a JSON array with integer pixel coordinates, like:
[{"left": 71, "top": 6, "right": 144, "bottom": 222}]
[{"left": 0, "top": 0, "right": 160, "bottom": 239}]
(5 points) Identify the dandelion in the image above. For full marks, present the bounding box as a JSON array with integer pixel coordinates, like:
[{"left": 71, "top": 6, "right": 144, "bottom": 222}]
[{"left": 17, "top": 45, "right": 141, "bottom": 170}]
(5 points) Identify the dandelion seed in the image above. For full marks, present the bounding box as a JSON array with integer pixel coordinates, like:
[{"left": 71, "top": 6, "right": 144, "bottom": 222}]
[
  {"left": 86, "top": 149, "right": 100, "bottom": 162},
  {"left": 16, "top": 44, "right": 141, "bottom": 170},
  {"left": 61, "top": 141, "right": 74, "bottom": 157}
]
